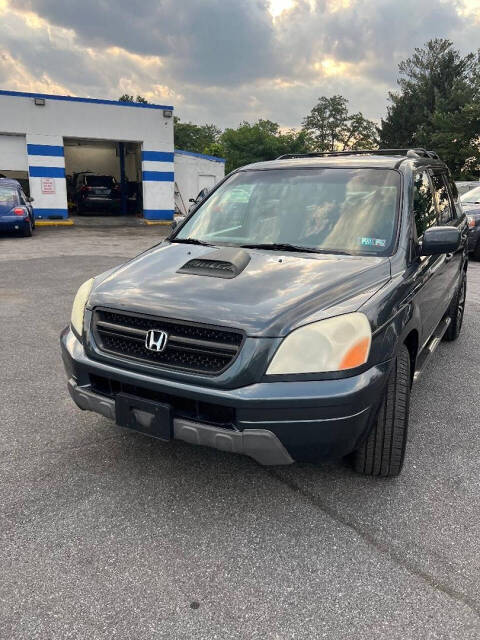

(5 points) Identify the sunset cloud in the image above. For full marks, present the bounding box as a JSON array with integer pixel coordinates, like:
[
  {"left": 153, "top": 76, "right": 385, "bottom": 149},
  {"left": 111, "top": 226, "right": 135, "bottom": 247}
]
[{"left": 0, "top": 0, "right": 478, "bottom": 128}]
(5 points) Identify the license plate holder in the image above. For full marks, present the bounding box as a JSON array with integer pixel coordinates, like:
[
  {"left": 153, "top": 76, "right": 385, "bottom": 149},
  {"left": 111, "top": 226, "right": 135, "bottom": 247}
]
[{"left": 115, "top": 393, "right": 172, "bottom": 441}]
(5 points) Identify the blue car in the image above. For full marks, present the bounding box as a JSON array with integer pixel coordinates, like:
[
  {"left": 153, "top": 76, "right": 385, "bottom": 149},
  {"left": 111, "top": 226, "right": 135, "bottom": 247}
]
[{"left": 0, "top": 178, "right": 35, "bottom": 237}]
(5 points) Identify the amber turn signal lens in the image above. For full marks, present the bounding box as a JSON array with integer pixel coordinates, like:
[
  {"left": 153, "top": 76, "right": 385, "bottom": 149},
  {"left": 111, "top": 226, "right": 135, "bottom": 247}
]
[{"left": 339, "top": 337, "right": 371, "bottom": 370}]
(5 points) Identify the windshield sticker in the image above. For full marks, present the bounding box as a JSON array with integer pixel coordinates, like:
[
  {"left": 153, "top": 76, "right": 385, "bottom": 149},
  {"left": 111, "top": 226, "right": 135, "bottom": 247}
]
[{"left": 359, "top": 237, "right": 386, "bottom": 248}]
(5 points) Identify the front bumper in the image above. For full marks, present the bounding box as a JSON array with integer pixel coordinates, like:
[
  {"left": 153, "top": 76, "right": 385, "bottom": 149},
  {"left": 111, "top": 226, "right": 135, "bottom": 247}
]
[{"left": 61, "top": 327, "right": 391, "bottom": 465}]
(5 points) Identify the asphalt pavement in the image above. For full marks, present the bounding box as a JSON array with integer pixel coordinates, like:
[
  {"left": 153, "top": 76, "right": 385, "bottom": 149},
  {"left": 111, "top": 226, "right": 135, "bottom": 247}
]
[{"left": 1, "top": 225, "right": 479, "bottom": 639}]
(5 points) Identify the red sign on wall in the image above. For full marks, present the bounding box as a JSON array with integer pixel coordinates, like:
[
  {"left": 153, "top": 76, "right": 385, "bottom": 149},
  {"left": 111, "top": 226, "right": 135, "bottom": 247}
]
[{"left": 41, "top": 178, "right": 56, "bottom": 194}]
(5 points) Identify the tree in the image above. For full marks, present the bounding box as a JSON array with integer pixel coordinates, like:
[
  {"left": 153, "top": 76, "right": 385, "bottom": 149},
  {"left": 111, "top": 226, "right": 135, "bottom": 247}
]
[
  {"left": 302, "top": 95, "right": 378, "bottom": 151},
  {"left": 174, "top": 118, "right": 222, "bottom": 154},
  {"left": 379, "top": 40, "right": 476, "bottom": 151},
  {"left": 118, "top": 94, "right": 149, "bottom": 103},
  {"left": 217, "top": 119, "right": 310, "bottom": 173},
  {"left": 429, "top": 101, "right": 480, "bottom": 178}
]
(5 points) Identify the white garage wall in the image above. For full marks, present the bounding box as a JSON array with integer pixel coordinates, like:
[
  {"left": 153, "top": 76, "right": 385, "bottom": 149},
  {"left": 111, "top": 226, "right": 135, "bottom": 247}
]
[
  {"left": 0, "top": 134, "right": 27, "bottom": 172},
  {"left": 26, "top": 133, "right": 68, "bottom": 218},
  {"left": 174, "top": 150, "right": 225, "bottom": 214}
]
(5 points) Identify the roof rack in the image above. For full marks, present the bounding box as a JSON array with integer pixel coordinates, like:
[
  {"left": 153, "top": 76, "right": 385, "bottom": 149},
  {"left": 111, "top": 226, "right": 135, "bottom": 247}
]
[{"left": 277, "top": 148, "right": 440, "bottom": 160}]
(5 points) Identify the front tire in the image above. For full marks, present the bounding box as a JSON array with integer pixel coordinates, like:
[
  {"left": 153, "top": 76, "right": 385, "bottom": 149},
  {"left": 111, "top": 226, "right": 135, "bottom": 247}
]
[
  {"left": 352, "top": 345, "right": 411, "bottom": 477},
  {"left": 443, "top": 275, "right": 466, "bottom": 342}
]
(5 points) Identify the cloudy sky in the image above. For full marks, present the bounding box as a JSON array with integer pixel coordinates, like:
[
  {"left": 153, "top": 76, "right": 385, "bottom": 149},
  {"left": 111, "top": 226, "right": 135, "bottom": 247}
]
[{"left": 0, "top": 0, "right": 479, "bottom": 129}]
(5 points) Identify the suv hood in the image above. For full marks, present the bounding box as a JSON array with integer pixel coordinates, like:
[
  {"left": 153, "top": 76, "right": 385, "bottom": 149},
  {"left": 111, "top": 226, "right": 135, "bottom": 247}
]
[{"left": 89, "top": 243, "right": 391, "bottom": 337}]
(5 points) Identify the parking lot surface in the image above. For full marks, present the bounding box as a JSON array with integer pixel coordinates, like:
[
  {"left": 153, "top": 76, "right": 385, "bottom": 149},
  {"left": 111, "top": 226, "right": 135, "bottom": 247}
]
[{"left": 1, "top": 226, "right": 480, "bottom": 639}]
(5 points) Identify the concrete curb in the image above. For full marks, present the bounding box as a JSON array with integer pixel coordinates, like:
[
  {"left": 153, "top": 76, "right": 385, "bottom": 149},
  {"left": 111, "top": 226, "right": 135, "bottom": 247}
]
[{"left": 36, "top": 219, "right": 74, "bottom": 226}]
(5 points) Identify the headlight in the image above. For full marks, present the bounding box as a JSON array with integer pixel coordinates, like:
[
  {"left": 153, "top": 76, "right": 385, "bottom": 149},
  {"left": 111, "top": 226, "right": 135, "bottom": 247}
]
[
  {"left": 71, "top": 278, "right": 94, "bottom": 338},
  {"left": 266, "top": 312, "right": 372, "bottom": 375}
]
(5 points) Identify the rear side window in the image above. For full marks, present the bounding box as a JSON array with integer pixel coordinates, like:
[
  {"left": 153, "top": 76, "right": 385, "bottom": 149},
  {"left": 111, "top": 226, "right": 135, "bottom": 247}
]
[
  {"left": 431, "top": 173, "right": 454, "bottom": 224},
  {"left": 0, "top": 188, "right": 20, "bottom": 210},
  {"left": 413, "top": 171, "right": 436, "bottom": 237}
]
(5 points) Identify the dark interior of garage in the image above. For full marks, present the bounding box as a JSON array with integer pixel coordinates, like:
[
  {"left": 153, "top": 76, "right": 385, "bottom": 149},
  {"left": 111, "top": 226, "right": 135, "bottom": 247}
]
[{"left": 63, "top": 138, "right": 142, "bottom": 219}]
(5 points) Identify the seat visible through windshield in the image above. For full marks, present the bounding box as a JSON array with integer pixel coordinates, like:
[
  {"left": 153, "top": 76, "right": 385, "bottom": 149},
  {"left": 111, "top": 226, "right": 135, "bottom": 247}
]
[{"left": 175, "top": 168, "right": 400, "bottom": 256}]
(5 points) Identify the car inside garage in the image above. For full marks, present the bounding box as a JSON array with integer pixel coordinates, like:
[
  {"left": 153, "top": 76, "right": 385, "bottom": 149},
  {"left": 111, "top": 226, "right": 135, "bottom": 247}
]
[{"left": 64, "top": 138, "right": 142, "bottom": 219}]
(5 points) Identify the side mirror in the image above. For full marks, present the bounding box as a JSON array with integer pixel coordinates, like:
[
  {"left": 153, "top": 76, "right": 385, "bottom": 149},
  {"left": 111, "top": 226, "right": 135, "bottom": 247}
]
[
  {"left": 28, "top": 197, "right": 34, "bottom": 202},
  {"left": 189, "top": 198, "right": 196, "bottom": 203},
  {"left": 170, "top": 219, "right": 178, "bottom": 230},
  {"left": 421, "top": 226, "right": 461, "bottom": 256}
]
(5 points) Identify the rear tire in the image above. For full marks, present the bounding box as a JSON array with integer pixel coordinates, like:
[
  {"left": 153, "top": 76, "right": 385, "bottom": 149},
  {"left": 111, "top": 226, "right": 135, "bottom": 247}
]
[
  {"left": 352, "top": 345, "right": 410, "bottom": 477},
  {"left": 443, "top": 275, "right": 466, "bottom": 342},
  {"left": 23, "top": 220, "right": 33, "bottom": 237}
]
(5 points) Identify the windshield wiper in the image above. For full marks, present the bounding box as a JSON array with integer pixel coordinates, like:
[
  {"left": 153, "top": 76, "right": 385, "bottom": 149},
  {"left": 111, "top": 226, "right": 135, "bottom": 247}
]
[
  {"left": 240, "top": 243, "right": 352, "bottom": 255},
  {"left": 171, "top": 237, "right": 214, "bottom": 247}
]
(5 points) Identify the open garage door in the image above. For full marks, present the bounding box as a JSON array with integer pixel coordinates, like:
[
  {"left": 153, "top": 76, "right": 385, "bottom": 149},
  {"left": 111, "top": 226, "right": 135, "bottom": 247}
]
[
  {"left": 0, "top": 134, "right": 29, "bottom": 194},
  {"left": 64, "top": 138, "right": 142, "bottom": 221}
]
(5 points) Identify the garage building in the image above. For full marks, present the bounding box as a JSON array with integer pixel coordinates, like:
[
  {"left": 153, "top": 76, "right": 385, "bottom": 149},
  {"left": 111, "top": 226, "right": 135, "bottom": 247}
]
[
  {"left": 0, "top": 89, "right": 224, "bottom": 223},
  {"left": 174, "top": 150, "right": 226, "bottom": 215}
]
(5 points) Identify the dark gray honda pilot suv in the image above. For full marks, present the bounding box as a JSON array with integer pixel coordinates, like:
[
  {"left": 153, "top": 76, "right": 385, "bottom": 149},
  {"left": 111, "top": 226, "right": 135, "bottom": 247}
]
[{"left": 61, "top": 149, "right": 468, "bottom": 477}]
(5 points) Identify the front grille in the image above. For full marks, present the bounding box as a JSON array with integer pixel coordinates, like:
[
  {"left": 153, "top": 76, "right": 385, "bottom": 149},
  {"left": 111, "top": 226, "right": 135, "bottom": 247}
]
[
  {"left": 90, "top": 374, "right": 236, "bottom": 429},
  {"left": 92, "top": 308, "right": 244, "bottom": 375}
]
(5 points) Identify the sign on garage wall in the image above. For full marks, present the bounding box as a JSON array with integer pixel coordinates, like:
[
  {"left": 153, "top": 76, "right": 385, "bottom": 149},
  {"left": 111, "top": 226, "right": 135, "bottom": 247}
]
[{"left": 41, "top": 177, "right": 56, "bottom": 194}]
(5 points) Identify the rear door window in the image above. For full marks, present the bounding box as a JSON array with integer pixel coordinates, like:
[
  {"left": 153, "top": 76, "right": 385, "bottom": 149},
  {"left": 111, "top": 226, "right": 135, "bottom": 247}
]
[
  {"left": 0, "top": 188, "right": 20, "bottom": 212},
  {"left": 413, "top": 171, "right": 436, "bottom": 237},
  {"left": 431, "top": 172, "right": 454, "bottom": 224},
  {"left": 445, "top": 171, "right": 463, "bottom": 218}
]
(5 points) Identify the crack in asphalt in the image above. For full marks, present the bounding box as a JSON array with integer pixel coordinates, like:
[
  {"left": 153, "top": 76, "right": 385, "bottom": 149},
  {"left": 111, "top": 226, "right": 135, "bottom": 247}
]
[{"left": 268, "top": 467, "right": 480, "bottom": 619}]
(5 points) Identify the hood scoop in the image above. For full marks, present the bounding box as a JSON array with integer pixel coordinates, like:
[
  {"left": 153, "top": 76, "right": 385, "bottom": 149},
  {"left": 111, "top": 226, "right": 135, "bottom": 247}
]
[{"left": 177, "top": 247, "right": 251, "bottom": 279}]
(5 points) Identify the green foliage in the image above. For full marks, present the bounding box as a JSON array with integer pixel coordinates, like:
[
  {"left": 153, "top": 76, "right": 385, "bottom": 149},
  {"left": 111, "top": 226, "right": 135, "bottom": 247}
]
[
  {"left": 174, "top": 118, "right": 222, "bottom": 154},
  {"left": 118, "top": 94, "right": 149, "bottom": 103},
  {"left": 302, "top": 95, "right": 378, "bottom": 151},
  {"left": 218, "top": 120, "right": 310, "bottom": 173},
  {"left": 380, "top": 39, "right": 480, "bottom": 177}
]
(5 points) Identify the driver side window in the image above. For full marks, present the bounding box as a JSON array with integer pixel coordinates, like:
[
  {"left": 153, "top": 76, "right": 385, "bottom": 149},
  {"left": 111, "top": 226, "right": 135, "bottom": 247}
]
[{"left": 413, "top": 171, "right": 436, "bottom": 238}]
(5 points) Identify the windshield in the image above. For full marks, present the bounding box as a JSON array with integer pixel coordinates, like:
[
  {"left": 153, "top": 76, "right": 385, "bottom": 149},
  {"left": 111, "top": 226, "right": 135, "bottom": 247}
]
[
  {"left": 174, "top": 168, "right": 400, "bottom": 256},
  {"left": 0, "top": 187, "right": 20, "bottom": 213},
  {"left": 460, "top": 186, "right": 480, "bottom": 203},
  {"left": 86, "top": 176, "right": 114, "bottom": 187}
]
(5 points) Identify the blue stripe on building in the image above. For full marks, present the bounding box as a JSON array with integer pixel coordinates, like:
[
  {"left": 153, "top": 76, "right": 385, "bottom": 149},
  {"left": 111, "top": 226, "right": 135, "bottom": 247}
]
[
  {"left": 27, "top": 144, "right": 64, "bottom": 157},
  {"left": 143, "top": 209, "right": 175, "bottom": 220},
  {"left": 142, "top": 151, "right": 174, "bottom": 162},
  {"left": 0, "top": 89, "right": 173, "bottom": 111},
  {"left": 33, "top": 208, "right": 69, "bottom": 219},
  {"left": 29, "top": 166, "right": 66, "bottom": 178},
  {"left": 142, "top": 171, "right": 174, "bottom": 182}
]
